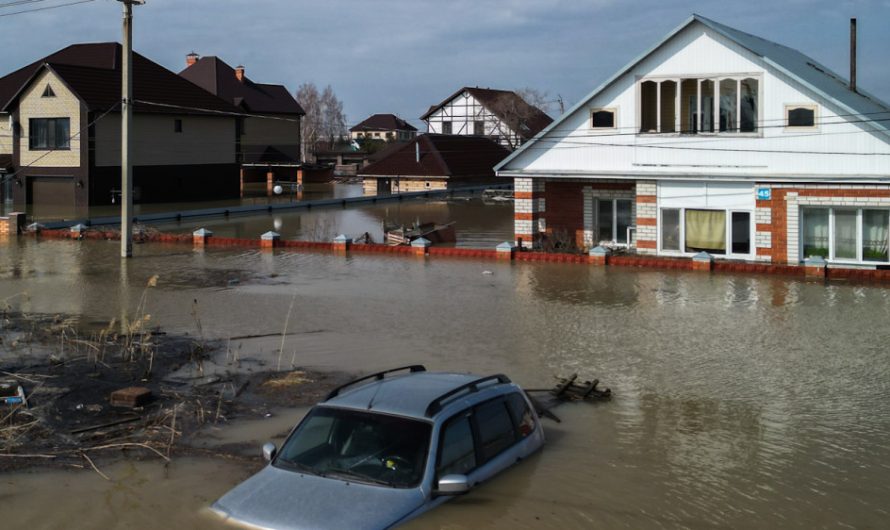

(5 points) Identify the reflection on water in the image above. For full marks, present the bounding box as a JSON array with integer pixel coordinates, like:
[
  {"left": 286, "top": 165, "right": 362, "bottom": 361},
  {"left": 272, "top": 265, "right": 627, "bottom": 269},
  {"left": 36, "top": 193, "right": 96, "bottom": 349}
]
[
  {"left": 1, "top": 240, "right": 890, "bottom": 528},
  {"left": 151, "top": 195, "right": 515, "bottom": 248}
]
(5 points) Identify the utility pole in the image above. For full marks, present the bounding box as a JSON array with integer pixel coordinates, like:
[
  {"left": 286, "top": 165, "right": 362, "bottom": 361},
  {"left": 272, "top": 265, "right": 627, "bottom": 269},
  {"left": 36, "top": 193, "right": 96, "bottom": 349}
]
[{"left": 118, "top": 0, "right": 144, "bottom": 258}]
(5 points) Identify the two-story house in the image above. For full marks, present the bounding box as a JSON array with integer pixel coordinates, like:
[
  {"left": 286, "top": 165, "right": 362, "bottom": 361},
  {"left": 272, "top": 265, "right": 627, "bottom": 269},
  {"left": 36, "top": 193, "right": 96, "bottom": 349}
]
[
  {"left": 179, "top": 53, "right": 305, "bottom": 196},
  {"left": 421, "top": 87, "right": 553, "bottom": 150},
  {"left": 0, "top": 43, "right": 242, "bottom": 220},
  {"left": 496, "top": 15, "right": 890, "bottom": 269},
  {"left": 349, "top": 114, "right": 417, "bottom": 142}
]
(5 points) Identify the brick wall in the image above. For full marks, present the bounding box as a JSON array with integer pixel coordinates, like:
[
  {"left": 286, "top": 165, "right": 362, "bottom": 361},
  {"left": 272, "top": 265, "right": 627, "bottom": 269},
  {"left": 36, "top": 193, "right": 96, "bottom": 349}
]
[
  {"left": 756, "top": 184, "right": 890, "bottom": 264},
  {"left": 635, "top": 180, "right": 657, "bottom": 254}
]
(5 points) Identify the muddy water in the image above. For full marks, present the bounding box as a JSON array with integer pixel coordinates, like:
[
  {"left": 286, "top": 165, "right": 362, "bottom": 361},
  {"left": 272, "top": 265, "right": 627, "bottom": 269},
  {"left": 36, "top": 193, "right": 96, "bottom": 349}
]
[
  {"left": 151, "top": 194, "right": 516, "bottom": 248},
  {"left": 2, "top": 239, "right": 890, "bottom": 528}
]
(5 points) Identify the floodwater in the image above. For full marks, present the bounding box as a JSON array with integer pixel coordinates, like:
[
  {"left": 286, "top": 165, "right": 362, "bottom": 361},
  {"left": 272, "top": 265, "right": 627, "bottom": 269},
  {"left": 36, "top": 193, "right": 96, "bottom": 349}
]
[{"left": 2, "top": 237, "right": 890, "bottom": 529}]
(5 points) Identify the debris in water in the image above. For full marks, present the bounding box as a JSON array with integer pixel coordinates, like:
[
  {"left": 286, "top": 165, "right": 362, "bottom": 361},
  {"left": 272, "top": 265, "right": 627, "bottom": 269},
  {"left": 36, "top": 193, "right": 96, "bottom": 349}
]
[
  {"left": 0, "top": 381, "right": 27, "bottom": 407},
  {"left": 110, "top": 387, "right": 153, "bottom": 409},
  {"left": 482, "top": 270, "right": 494, "bottom": 275}
]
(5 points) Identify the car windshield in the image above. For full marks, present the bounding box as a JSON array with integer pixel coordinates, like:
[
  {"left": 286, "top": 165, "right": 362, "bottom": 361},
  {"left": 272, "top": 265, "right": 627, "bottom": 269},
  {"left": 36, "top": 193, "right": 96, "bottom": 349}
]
[{"left": 275, "top": 406, "right": 432, "bottom": 488}]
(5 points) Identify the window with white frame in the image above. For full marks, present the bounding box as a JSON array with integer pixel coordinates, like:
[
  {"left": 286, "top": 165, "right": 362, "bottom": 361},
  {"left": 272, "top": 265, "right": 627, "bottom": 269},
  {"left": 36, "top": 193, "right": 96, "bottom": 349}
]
[
  {"left": 786, "top": 105, "right": 817, "bottom": 128},
  {"left": 639, "top": 76, "right": 760, "bottom": 134},
  {"left": 658, "top": 207, "right": 752, "bottom": 256},
  {"left": 801, "top": 207, "right": 889, "bottom": 262},
  {"left": 591, "top": 108, "right": 616, "bottom": 129},
  {"left": 597, "top": 199, "right": 632, "bottom": 244}
]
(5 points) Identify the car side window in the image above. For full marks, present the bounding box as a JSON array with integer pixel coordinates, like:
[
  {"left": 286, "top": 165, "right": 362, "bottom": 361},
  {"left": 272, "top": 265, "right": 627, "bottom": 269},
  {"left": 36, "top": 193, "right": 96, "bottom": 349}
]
[
  {"left": 474, "top": 398, "right": 516, "bottom": 462},
  {"left": 437, "top": 413, "right": 477, "bottom": 477},
  {"left": 506, "top": 392, "right": 536, "bottom": 438}
]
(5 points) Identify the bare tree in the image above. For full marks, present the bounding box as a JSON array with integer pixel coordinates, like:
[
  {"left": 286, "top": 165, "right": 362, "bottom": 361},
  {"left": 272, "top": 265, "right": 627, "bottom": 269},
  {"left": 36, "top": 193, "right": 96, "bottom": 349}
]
[
  {"left": 297, "top": 83, "right": 321, "bottom": 162},
  {"left": 296, "top": 83, "right": 347, "bottom": 162},
  {"left": 320, "top": 85, "right": 347, "bottom": 149},
  {"left": 488, "top": 87, "right": 553, "bottom": 149}
]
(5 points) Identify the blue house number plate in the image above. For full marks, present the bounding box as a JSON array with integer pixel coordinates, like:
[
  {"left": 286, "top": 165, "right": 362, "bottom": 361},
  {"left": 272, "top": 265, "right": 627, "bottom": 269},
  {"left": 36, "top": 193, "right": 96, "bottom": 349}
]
[{"left": 757, "top": 188, "right": 771, "bottom": 201}]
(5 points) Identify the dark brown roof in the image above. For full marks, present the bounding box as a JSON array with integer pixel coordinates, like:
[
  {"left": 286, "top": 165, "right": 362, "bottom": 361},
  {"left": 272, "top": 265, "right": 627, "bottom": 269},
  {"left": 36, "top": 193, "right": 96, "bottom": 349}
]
[
  {"left": 349, "top": 113, "right": 417, "bottom": 133},
  {"left": 358, "top": 134, "right": 510, "bottom": 179},
  {"left": 0, "top": 43, "right": 240, "bottom": 115},
  {"left": 420, "top": 86, "right": 553, "bottom": 140},
  {"left": 179, "top": 56, "right": 304, "bottom": 116}
]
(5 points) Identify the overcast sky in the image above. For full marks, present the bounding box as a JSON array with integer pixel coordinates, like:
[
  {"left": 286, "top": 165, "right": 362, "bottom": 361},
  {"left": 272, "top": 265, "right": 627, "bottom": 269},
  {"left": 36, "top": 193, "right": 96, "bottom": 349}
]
[{"left": 2, "top": 0, "right": 889, "bottom": 129}]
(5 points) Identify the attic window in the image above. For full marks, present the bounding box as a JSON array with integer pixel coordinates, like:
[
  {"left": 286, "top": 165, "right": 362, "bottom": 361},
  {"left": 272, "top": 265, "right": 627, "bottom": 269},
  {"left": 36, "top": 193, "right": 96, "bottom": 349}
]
[
  {"left": 786, "top": 105, "right": 817, "bottom": 128},
  {"left": 591, "top": 109, "right": 616, "bottom": 129},
  {"left": 42, "top": 85, "right": 56, "bottom": 98}
]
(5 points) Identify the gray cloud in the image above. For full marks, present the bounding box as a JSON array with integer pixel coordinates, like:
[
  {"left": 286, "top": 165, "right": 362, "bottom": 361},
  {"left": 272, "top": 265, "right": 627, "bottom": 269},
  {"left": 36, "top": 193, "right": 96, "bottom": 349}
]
[{"left": 1, "top": 0, "right": 888, "bottom": 128}]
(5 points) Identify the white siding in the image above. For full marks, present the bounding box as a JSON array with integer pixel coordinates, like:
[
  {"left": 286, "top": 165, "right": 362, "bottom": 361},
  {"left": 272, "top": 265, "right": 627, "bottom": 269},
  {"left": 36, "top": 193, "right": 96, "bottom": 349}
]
[
  {"left": 503, "top": 23, "right": 890, "bottom": 179},
  {"left": 426, "top": 92, "right": 520, "bottom": 148}
]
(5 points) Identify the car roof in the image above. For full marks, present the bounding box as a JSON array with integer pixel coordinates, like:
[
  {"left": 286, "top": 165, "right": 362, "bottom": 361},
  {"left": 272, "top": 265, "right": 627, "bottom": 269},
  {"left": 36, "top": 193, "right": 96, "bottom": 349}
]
[{"left": 324, "top": 372, "right": 512, "bottom": 420}]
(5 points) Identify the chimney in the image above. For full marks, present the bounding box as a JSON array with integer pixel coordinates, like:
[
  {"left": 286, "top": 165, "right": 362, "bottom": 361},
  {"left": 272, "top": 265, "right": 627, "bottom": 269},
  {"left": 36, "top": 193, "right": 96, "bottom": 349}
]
[
  {"left": 850, "top": 18, "right": 857, "bottom": 92},
  {"left": 235, "top": 65, "right": 245, "bottom": 82},
  {"left": 186, "top": 51, "right": 200, "bottom": 68}
]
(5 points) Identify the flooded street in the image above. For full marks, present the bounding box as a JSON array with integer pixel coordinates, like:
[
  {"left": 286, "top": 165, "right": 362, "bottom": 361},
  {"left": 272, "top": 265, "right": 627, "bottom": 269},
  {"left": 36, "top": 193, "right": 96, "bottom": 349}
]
[{"left": 2, "top": 238, "right": 890, "bottom": 528}]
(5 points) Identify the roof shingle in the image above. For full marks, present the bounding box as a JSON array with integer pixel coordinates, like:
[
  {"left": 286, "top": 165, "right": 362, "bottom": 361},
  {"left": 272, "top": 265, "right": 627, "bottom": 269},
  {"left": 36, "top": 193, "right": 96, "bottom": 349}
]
[{"left": 358, "top": 134, "right": 510, "bottom": 179}]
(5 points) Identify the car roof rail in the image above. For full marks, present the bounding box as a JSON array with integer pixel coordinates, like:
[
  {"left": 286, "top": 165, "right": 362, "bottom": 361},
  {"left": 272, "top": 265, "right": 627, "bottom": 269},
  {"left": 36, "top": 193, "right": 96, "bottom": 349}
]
[
  {"left": 324, "top": 365, "right": 427, "bottom": 401},
  {"left": 425, "top": 374, "right": 511, "bottom": 418}
]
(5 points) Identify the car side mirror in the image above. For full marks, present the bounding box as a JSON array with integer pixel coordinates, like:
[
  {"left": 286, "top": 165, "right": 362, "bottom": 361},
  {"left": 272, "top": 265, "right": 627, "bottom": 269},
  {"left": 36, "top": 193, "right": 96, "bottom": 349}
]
[
  {"left": 262, "top": 442, "right": 277, "bottom": 462},
  {"left": 435, "top": 474, "right": 470, "bottom": 496}
]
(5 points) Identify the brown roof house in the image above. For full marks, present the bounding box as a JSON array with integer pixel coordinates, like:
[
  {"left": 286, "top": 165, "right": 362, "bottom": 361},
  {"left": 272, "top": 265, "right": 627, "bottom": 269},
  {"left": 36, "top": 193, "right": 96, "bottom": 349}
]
[
  {"left": 179, "top": 53, "right": 307, "bottom": 194},
  {"left": 358, "top": 134, "right": 509, "bottom": 195},
  {"left": 420, "top": 87, "right": 553, "bottom": 149},
  {"left": 349, "top": 114, "right": 417, "bottom": 142},
  {"left": 0, "top": 43, "right": 242, "bottom": 220}
]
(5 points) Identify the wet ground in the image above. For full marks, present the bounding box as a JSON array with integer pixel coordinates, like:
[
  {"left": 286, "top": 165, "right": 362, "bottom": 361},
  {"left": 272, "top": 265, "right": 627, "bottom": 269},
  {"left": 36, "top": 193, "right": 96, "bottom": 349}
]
[{"left": 2, "top": 235, "right": 890, "bottom": 528}]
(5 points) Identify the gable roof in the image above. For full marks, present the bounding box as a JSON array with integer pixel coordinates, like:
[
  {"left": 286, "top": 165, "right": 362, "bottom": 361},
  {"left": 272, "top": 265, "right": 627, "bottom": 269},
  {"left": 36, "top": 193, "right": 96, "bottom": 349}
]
[
  {"left": 358, "top": 134, "right": 510, "bottom": 178},
  {"left": 349, "top": 113, "right": 417, "bottom": 132},
  {"left": 496, "top": 14, "right": 890, "bottom": 171},
  {"left": 0, "top": 43, "right": 240, "bottom": 115},
  {"left": 420, "top": 86, "right": 553, "bottom": 140},
  {"left": 179, "top": 56, "right": 304, "bottom": 116}
]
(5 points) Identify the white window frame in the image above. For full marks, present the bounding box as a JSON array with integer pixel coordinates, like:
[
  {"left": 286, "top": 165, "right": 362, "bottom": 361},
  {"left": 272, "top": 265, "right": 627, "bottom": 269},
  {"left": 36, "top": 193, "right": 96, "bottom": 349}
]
[
  {"left": 596, "top": 198, "right": 633, "bottom": 246},
  {"left": 656, "top": 206, "right": 755, "bottom": 259},
  {"left": 784, "top": 104, "right": 819, "bottom": 131},
  {"left": 799, "top": 207, "right": 890, "bottom": 265},
  {"left": 637, "top": 74, "right": 762, "bottom": 137},
  {"left": 590, "top": 107, "right": 618, "bottom": 130}
]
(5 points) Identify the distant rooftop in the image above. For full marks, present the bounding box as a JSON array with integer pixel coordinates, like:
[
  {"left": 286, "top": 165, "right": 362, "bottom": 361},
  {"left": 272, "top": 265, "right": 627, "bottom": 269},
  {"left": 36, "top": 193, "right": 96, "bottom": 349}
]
[
  {"left": 358, "top": 134, "right": 510, "bottom": 179},
  {"left": 350, "top": 113, "right": 417, "bottom": 133}
]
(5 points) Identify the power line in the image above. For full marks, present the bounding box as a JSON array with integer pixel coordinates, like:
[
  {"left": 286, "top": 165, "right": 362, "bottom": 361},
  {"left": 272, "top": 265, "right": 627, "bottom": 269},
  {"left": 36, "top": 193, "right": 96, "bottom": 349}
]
[
  {"left": 0, "top": 0, "right": 94, "bottom": 17},
  {"left": 0, "top": 0, "right": 50, "bottom": 9}
]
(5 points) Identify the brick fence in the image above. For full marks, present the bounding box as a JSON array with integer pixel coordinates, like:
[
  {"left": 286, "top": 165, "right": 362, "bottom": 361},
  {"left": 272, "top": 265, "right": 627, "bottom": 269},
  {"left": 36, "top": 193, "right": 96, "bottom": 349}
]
[{"left": 13, "top": 226, "right": 890, "bottom": 284}]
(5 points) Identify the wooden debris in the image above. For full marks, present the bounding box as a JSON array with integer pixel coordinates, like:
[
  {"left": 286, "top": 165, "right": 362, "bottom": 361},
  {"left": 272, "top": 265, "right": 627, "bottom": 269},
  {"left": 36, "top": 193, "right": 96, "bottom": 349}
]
[
  {"left": 525, "top": 373, "right": 612, "bottom": 422},
  {"left": 110, "top": 387, "right": 152, "bottom": 408}
]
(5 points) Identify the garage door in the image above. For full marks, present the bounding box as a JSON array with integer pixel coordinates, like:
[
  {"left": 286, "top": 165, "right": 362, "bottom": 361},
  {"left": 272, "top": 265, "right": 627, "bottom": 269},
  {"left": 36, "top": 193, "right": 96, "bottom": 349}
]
[{"left": 29, "top": 177, "right": 75, "bottom": 221}]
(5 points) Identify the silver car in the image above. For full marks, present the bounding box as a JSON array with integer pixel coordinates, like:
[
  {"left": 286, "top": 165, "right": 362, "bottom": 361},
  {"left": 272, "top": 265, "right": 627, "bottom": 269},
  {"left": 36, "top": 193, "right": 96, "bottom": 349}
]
[{"left": 211, "top": 365, "right": 545, "bottom": 529}]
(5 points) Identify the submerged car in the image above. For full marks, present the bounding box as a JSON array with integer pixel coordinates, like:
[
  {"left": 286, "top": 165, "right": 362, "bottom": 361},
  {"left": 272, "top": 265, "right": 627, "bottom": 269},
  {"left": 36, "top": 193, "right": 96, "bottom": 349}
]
[{"left": 211, "top": 365, "right": 545, "bottom": 530}]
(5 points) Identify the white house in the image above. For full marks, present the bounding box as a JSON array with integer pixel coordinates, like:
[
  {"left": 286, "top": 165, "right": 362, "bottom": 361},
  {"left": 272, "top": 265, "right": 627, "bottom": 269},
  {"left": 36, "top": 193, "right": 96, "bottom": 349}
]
[
  {"left": 496, "top": 14, "right": 890, "bottom": 268},
  {"left": 421, "top": 87, "right": 552, "bottom": 149}
]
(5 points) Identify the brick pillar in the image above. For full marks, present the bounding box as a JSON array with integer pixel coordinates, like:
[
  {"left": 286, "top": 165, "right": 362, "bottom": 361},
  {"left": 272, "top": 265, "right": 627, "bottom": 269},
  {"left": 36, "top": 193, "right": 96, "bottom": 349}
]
[
  {"left": 7, "top": 212, "right": 26, "bottom": 235},
  {"left": 261, "top": 231, "right": 280, "bottom": 249},
  {"left": 411, "top": 237, "right": 431, "bottom": 256},
  {"left": 333, "top": 234, "right": 352, "bottom": 253},
  {"left": 804, "top": 256, "right": 827, "bottom": 278},
  {"left": 266, "top": 170, "right": 274, "bottom": 197},
  {"left": 589, "top": 245, "right": 610, "bottom": 266},
  {"left": 635, "top": 181, "right": 657, "bottom": 254},
  {"left": 496, "top": 242, "right": 516, "bottom": 260},
  {"left": 193, "top": 228, "right": 213, "bottom": 248},
  {"left": 514, "top": 178, "right": 544, "bottom": 249},
  {"left": 240, "top": 168, "right": 245, "bottom": 198},
  {"left": 691, "top": 251, "right": 714, "bottom": 272}
]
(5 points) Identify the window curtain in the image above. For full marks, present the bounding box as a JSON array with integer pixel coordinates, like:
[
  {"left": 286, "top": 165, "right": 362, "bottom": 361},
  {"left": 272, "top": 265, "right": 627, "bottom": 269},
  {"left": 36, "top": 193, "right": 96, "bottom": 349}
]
[
  {"left": 802, "top": 209, "right": 829, "bottom": 257},
  {"left": 685, "top": 210, "right": 725, "bottom": 252},
  {"left": 834, "top": 210, "right": 858, "bottom": 259},
  {"left": 862, "top": 210, "right": 889, "bottom": 261}
]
